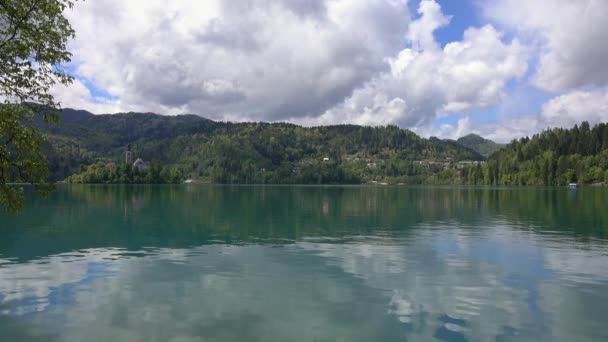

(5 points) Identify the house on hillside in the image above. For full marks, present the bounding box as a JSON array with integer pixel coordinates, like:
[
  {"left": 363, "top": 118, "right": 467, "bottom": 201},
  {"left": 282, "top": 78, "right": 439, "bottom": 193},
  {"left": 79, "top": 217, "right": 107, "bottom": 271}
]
[{"left": 133, "top": 158, "right": 146, "bottom": 171}]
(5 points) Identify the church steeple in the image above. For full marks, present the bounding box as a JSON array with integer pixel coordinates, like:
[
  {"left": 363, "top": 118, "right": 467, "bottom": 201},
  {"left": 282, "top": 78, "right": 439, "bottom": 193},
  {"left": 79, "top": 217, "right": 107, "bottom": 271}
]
[{"left": 125, "top": 144, "right": 133, "bottom": 164}]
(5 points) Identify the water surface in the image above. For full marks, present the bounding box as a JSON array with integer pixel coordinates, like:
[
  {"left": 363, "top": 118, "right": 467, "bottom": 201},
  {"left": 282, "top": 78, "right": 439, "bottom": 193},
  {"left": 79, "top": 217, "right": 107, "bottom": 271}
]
[{"left": 1, "top": 185, "right": 608, "bottom": 341}]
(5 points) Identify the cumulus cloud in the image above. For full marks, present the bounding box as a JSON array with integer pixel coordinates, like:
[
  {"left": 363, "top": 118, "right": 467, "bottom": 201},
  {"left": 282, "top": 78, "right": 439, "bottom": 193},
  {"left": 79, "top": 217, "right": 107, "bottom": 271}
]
[
  {"left": 435, "top": 117, "right": 473, "bottom": 140},
  {"left": 436, "top": 89, "right": 608, "bottom": 144},
  {"left": 59, "top": 0, "right": 528, "bottom": 134},
  {"left": 472, "top": 0, "right": 608, "bottom": 143},
  {"left": 541, "top": 90, "right": 608, "bottom": 128},
  {"left": 477, "top": 117, "right": 544, "bottom": 143},
  {"left": 52, "top": 79, "right": 128, "bottom": 114},
  {"left": 297, "top": 0, "right": 527, "bottom": 131},
  {"left": 484, "top": 0, "right": 608, "bottom": 92},
  {"left": 425, "top": 114, "right": 546, "bottom": 144},
  {"left": 64, "top": 0, "right": 410, "bottom": 121}
]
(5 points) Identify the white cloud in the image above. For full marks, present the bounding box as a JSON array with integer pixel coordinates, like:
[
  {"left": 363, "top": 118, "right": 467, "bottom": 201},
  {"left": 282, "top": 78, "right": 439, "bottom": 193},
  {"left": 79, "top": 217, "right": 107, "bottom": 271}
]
[
  {"left": 475, "top": 0, "right": 608, "bottom": 143},
  {"left": 478, "top": 117, "right": 542, "bottom": 143},
  {"left": 436, "top": 117, "right": 473, "bottom": 140},
  {"left": 541, "top": 90, "right": 608, "bottom": 128},
  {"left": 299, "top": 0, "right": 527, "bottom": 131},
  {"left": 59, "top": 0, "right": 528, "bottom": 134},
  {"left": 425, "top": 115, "right": 545, "bottom": 144},
  {"left": 52, "top": 79, "right": 127, "bottom": 114},
  {"left": 433, "top": 88, "right": 608, "bottom": 144},
  {"left": 64, "top": 0, "right": 410, "bottom": 120},
  {"left": 406, "top": 0, "right": 450, "bottom": 51},
  {"left": 484, "top": 0, "right": 608, "bottom": 92},
  {"left": 465, "top": 88, "right": 608, "bottom": 144}
]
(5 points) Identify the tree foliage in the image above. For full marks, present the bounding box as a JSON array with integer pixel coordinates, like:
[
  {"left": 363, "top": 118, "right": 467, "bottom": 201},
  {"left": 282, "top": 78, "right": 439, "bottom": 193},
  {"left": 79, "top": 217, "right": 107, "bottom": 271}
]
[
  {"left": 0, "top": 0, "right": 75, "bottom": 211},
  {"left": 41, "top": 110, "right": 484, "bottom": 185},
  {"left": 34, "top": 110, "right": 608, "bottom": 187},
  {"left": 67, "top": 161, "right": 183, "bottom": 185},
  {"left": 462, "top": 122, "right": 608, "bottom": 186}
]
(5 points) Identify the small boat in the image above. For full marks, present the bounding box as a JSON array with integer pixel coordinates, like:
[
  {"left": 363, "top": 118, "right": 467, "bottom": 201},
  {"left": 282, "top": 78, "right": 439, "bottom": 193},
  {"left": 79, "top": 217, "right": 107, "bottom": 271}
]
[{"left": 569, "top": 183, "right": 577, "bottom": 189}]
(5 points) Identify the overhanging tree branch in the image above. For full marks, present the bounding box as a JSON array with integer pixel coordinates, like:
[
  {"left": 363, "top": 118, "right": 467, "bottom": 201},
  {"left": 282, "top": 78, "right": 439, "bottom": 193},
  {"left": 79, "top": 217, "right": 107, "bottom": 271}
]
[{"left": 0, "top": 0, "right": 76, "bottom": 212}]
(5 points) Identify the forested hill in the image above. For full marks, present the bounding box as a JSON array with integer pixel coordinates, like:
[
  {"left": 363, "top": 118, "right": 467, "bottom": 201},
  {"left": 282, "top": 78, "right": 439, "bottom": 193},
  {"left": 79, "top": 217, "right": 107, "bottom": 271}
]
[
  {"left": 478, "top": 121, "right": 608, "bottom": 186},
  {"left": 455, "top": 134, "right": 504, "bottom": 158},
  {"left": 40, "top": 109, "right": 484, "bottom": 184}
]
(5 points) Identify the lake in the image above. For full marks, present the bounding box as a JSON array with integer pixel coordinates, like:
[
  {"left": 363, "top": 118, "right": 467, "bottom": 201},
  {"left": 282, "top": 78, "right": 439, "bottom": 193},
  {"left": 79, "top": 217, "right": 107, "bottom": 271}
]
[{"left": 1, "top": 185, "right": 608, "bottom": 341}]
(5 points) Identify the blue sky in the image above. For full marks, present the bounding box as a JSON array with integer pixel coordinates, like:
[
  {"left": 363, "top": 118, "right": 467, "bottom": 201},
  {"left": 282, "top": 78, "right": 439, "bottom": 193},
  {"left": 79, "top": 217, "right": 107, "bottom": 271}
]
[
  {"left": 406, "top": 0, "right": 547, "bottom": 139},
  {"left": 55, "top": 0, "right": 608, "bottom": 143},
  {"left": 412, "top": 0, "right": 480, "bottom": 46},
  {"left": 413, "top": 0, "right": 557, "bottom": 139}
]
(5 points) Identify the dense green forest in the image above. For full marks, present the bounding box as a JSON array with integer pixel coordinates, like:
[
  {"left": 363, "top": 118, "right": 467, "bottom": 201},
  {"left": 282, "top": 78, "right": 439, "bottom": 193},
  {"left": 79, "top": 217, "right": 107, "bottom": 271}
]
[
  {"left": 39, "top": 109, "right": 608, "bottom": 186},
  {"left": 40, "top": 109, "right": 483, "bottom": 184},
  {"left": 66, "top": 161, "right": 184, "bottom": 184},
  {"left": 469, "top": 121, "right": 608, "bottom": 186}
]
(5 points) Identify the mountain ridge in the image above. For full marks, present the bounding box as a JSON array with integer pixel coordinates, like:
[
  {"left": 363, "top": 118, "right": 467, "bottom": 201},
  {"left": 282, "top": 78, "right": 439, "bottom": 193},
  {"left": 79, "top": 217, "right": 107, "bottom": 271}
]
[
  {"left": 454, "top": 133, "right": 504, "bottom": 158},
  {"left": 40, "top": 108, "right": 485, "bottom": 184}
]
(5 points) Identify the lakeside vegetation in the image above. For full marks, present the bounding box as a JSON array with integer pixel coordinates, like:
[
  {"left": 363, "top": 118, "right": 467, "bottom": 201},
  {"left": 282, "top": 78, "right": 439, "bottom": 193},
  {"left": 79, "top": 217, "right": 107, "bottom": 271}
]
[
  {"left": 45, "top": 110, "right": 608, "bottom": 186},
  {"left": 479, "top": 121, "right": 608, "bottom": 186},
  {"left": 66, "top": 162, "right": 183, "bottom": 184},
  {"left": 42, "top": 109, "right": 483, "bottom": 185}
]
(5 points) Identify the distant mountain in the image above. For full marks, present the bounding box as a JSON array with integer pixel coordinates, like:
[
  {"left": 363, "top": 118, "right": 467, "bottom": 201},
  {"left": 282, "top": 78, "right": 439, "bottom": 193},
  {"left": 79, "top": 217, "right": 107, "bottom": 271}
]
[
  {"left": 455, "top": 134, "right": 504, "bottom": 158},
  {"left": 38, "top": 109, "right": 484, "bottom": 184}
]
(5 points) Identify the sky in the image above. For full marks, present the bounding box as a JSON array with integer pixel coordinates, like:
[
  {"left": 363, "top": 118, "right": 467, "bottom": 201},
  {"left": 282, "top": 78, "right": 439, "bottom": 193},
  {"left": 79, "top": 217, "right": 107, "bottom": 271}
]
[{"left": 51, "top": 0, "right": 608, "bottom": 143}]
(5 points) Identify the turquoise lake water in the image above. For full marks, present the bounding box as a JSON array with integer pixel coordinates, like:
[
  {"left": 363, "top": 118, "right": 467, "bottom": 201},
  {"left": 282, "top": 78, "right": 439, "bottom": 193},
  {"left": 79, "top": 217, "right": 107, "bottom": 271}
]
[{"left": 1, "top": 185, "right": 608, "bottom": 341}]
